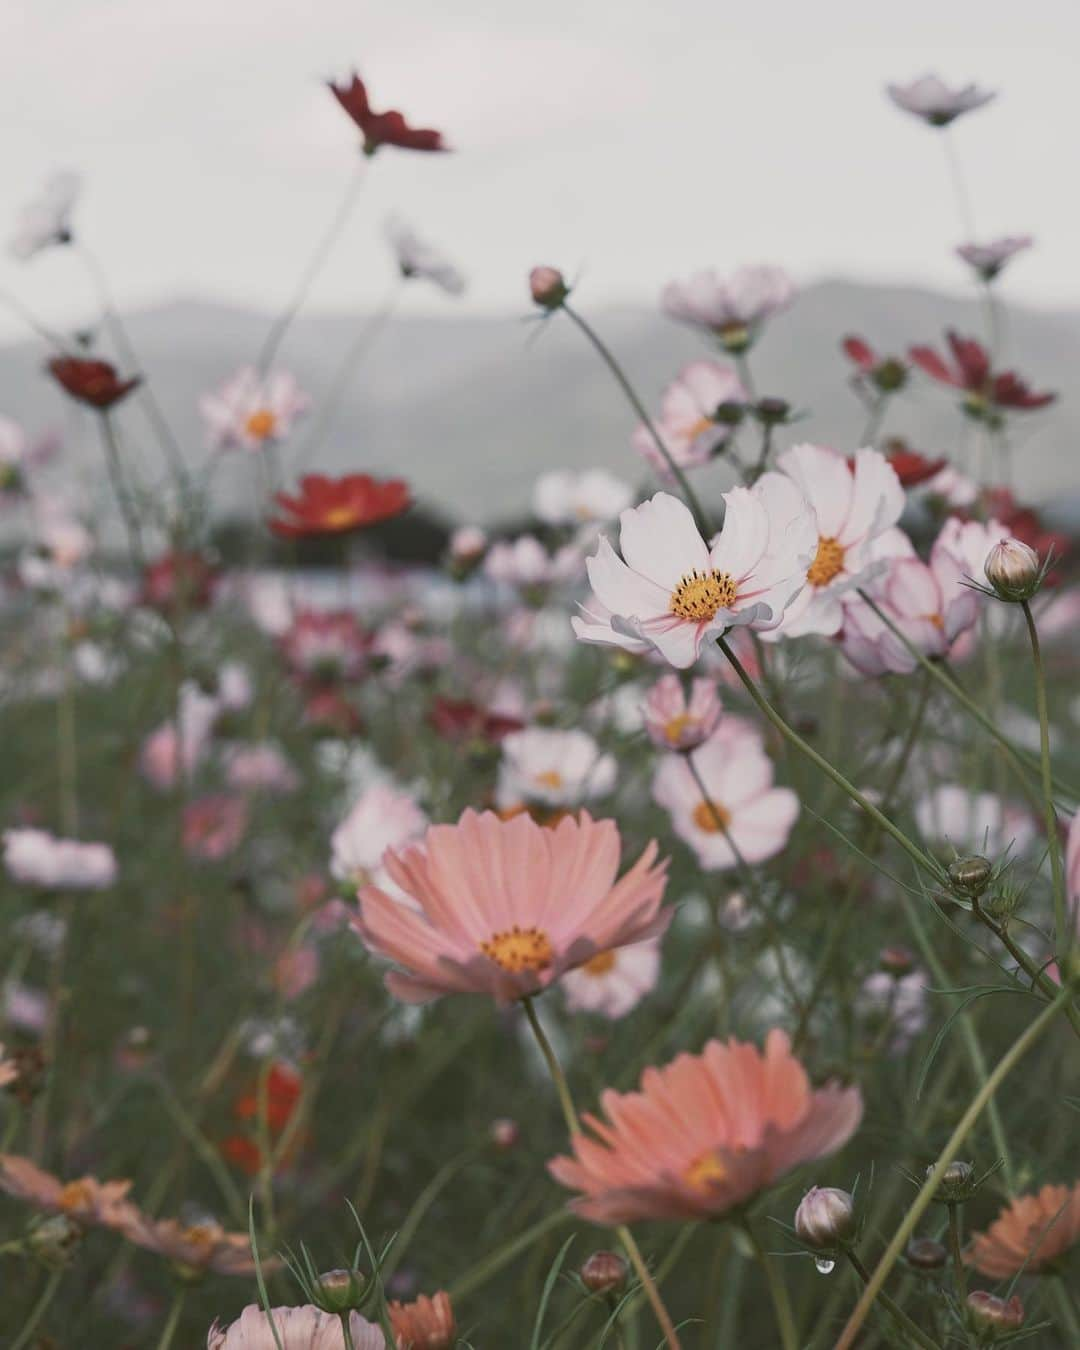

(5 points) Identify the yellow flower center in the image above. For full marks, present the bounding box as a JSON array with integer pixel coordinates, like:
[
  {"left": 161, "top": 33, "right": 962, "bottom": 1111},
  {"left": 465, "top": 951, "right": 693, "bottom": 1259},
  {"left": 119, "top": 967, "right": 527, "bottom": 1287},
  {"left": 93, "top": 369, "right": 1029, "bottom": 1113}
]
[
  {"left": 59, "top": 1180, "right": 93, "bottom": 1211},
  {"left": 807, "top": 536, "right": 845, "bottom": 587},
  {"left": 481, "top": 925, "right": 554, "bottom": 974},
  {"left": 925, "top": 612, "right": 944, "bottom": 630},
  {"left": 664, "top": 714, "right": 695, "bottom": 744},
  {"left": 181, "top": 1224, "right": 218, "bottom": 1251},
  {"left": 583, "top": 949, "right": 617, "bottom": 976},
  {"left": 244, "top": 408, "right": 277, "bottom": 440},
  {"left": 684, "top": 1150, "right": 727, "bottom": 1191},
  {"left": 685, "top": 414, "right": 715, "bottom": 442},
  {"left": 670, "top": 570, "right": 738, "bottom": 622},
  {"left": 535, "top": 770, "right": 564, "bottom": 790},
  {"left": 322, "top": 505, "right": 359, "bottom": 529},
  {"left": 692, "top": 799, "right": 730, "bottom": 834}
]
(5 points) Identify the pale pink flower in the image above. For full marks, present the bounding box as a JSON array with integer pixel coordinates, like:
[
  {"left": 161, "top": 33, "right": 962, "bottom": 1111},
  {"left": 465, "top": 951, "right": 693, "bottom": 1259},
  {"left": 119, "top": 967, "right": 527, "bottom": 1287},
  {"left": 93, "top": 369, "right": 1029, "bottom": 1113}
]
[
  {"left": 208, "top": 1304, "right": 385, "bottom": 1349},
  {"left": 9, "top": 171, "right": 80, "bottom": 260},
  {"left": 966, "top": 1183, "right": 1080, "bottom": 1278},
  {"left": 766, "top": 444, "right": 905, "bottom": 639},
  {"left": 3, "top": 983, "right": 48, "bottom": 1033},
  {"left": 330, "top": 785, "right": 427, "bottom": 890},
  {"left": 915, "top": 785, "right": 1035, "bottom": 857},
  {"left": 561, "top": 939, "right": 661, "bottom": 1019},
  {"left": 921, "top": 465, "right": 979, "bottom": 509},
  {"left": 483, "top": 536, "right": 581, "bottom": 590},
  {"left": 660, "top": 267, "right": 794, "bottom": 348},
  {"left": 182, "top": 795, "right": 249, "bottom": 861},
  {"left": 934, "top": 514, "right": 1008, "bottom": 584},
  {"left": 496, "top": 727, "right": 616, "bottom": 810},
  {"left": 200, "top": 367, "right": 310, "bottom": 451},
  {"left": 354, "top": 809, "right": 670, "bottom": 1006},
  {"left": 533, "top": 470, "right": 633, "bottom": 526},
  {"left": 385, "top": 214, "right": 465, "bottom": 295},
  {"left": 281, "top": 610, "right": 369, "bottom": 682},
  {"left": 632, "top": 361, "right": 746, "bottom": 473},
  {"left": 573, "top": 485, "right": 816, "bottom": 668},
  {"left": 642, "top": 674, "right": 722, "bottom": 751},
  {"left": 886, "top": 75, "right": 996, "bottom": 126},
  {"left": 139, "top": 682, "right": 220, "bottom": 790},
  {"left": 3, "top": 828, "right": 116, "bottom": 890},
  {"left": 857, "top": 969, "right": 928, "bottom": 1052},
  {"left": 0, "top": 1154, "right": 140, "bottom": 1230},
  {"left": 273, "top": 946, "right": 320, "bottom": 1000},
  {"left": 956, "top": 236, "right": 1033, "bottom": 281},
  {"left": 224, "top": 743, "right": 299, "bottom": 795},
  {"left": 548, "top": 1029, "right": 862, "bottom": 1223},
  {"left": 652, "top": 723, "right": 798, "bottom": 870},
  {"left": 448, "top": 526, "right": 488, "bottom": 565}
]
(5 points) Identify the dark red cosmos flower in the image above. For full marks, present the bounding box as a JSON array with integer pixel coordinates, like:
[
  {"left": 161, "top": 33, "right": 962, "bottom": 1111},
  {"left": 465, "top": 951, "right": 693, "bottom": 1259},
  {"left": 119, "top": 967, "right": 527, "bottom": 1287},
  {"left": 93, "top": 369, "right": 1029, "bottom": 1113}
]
[
  {"left": 141, "top": 551, "right": 217, "bottom": 612},
  {"left": 908, "top": 332, "right": 1055, "bottom": 413},
  {"left": 328, "top": 73, "right": 447, "bottom": 155},
  {"left": 428, "top": 695, "right": 523, "bottom": 745},
  {"left": 882, "top": 439, "right": 947, "bottom": 487},
  {"left": 842, "top": 336, "right": 907, "bottom": 392},
  {"left": 47, "top": 356, "right": 141, "bottom": 410},
  {"left": 269, "top": 474, "right": 410, "bottom": 538}
]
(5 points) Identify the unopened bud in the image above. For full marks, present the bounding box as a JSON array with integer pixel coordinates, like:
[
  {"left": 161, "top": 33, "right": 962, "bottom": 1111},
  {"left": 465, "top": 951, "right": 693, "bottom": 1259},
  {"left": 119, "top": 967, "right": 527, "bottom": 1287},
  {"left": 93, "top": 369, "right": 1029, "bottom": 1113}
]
[
  {"left": 906, "top": 1236, "right": 947, "bottom": 1271},
  {"left": 927, "top": 1158, "right": 977, "bottom": 1202},
  {"left": 713, "top": 399, "right": 746, "bottom": 427},
  {"left": 948, "top": 855, "right": 993, "bottom": 899},
  {"left": 313, "top": 1268, "right": 366, "bottom": 1313},
  {"left": 967, "top": 1290, "right": 1025, "bottom": 1334},
  {"left": 529, "top": 267, "right": 569, "bottom": 310},
  {"left": 879, "top": 945, "right": 915, "bottom": 977},
  {"left": 580, "top": 1250, "right": 628, "bottom": 1294},
  {"left": 26, "top": 1213, "right": 81, "bottom": 1269},
  {"left": 984, "top": 538, "right": 1041, "bottom": 602},
  {"left": 794, "top": 1187, "right": 856, "bottom": 1250},
  {"left": 873, "top": 358, "right": 907, "bottom": 393},
  {"left": 755, "top": 396, "right": 791, "bottom": 425},
  {"left": 490, "top": 1117, "right": 520, "bottom": 1151}
]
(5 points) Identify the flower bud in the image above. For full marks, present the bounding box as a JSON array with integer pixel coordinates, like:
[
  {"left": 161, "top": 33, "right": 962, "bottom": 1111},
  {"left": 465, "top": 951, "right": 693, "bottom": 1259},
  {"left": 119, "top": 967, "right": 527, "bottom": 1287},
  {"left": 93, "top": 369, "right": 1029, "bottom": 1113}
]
[
  {"left": 927, "top": 1158, "right": 977, "bottom": 1202},
  {"left": 579, "top": 1250, "right": 628, "bottom": 1294},
  {"left": 948, "top": 855, "right": 993, "bottom": 899},
  {"left": 905, "top": 1236, "right": 947, "bottom": 1271},
  {"left": 794, "top": 1187, "right": 856, "bottom": 1250},
  {"left": 313, "top": 1268, "right": 366, "bottom": 1313},
  {"left": 713, "top": 399, "right": 746, "bottom": 427},
  {"left": 26, "top": 1213, "right": 81, "bottom": 1269},
  {"left": 967, "top": 1290, "right": 1025, "bottom": 1334},
  {"left": 984, "top": 538, "right": 1041, "bottom": 602},
  {"left": 873, "top": 358, "right": 908, "bottom": 393},
  {"left": 754, "top": 396, "right": 791, "bottom": 425},
  {"left": 490, "top": 1117, "right": 520, "bottom": 1151},
  {"left": 879, "top": 945, "right": 915, "bottom": 977},
  {"left": 529, "top": 266, "right": 569, "bottom": 310}
]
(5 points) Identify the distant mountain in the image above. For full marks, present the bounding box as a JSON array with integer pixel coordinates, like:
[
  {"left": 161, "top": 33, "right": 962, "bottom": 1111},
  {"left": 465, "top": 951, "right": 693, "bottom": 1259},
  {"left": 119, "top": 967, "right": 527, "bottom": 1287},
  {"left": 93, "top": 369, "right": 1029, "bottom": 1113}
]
[{"left": 1, "top": 280, "right": 1076, "bottom": 528}]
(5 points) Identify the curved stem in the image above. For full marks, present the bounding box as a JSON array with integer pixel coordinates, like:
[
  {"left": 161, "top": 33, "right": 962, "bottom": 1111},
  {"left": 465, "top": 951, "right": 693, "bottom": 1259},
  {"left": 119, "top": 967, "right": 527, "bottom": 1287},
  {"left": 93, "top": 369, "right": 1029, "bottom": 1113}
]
[
  {"left": 741, "top": 1218, "right": 797, "bottom": 1350},
  {"left": 835, "top": 984, "right": 1072, "bottom": 1350},
  {"left": 844, "top": 1249, "right": 938, "bottom": 1350},
  {"left": 521, "top": 996, "right": 578, "bottom": 1133},
  {"left": 11, "top": 1269, "right": 62, "bottom": 1350},
  {"left": 154, "top": 1287, "right": 187, "bottom": 1350},
  {"left": 1021, "top": 600, "right": 1067, "bottom": 956}
]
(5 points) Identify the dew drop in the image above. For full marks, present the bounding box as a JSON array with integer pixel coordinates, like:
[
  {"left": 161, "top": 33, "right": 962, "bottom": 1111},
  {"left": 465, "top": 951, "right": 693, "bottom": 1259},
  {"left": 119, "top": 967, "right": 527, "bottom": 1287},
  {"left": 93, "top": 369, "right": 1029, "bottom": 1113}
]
[{"left": 814, "top": 1257, "right": 835, "bottom": 1275}]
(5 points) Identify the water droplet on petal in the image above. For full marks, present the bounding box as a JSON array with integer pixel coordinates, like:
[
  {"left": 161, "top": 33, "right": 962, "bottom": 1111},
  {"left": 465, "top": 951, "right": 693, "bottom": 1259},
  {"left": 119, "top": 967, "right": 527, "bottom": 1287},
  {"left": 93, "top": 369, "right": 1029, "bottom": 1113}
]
[{"left": 814, "top": 1257, "right": 835, "bottom": 1275}]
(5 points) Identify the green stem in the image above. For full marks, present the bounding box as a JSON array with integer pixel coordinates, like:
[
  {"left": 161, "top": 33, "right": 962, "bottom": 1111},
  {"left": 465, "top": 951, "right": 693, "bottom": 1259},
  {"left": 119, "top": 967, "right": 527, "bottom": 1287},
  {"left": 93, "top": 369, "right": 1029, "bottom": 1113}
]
[
  {"left": 742, "top": 1218, "right": 797, "bottom": 1350},
  {"left": 447, "top": 1210, "right": 570, "bottom": 1301},
  {"left": 154, "top": 1288, "right": 187, "bottom": 1350},
  {"left": 99, "top": 411, "right": 145, "bottom": 566},
  {"left": 946, "top": 1205, "right": 967, "bottom": 1310},
  {"left": 1053, "top": 1277, "right": 1080, "bottom": 1343},
  {"left": 845, "top": 1249, "right": 938, "bottom": 1350},
  {"left": 11, "top": 1269, "right": 62, "bottom": 1350},
  {"left": 340, "top": 1311, "right": 356, "bottom": 1350},
  {"left": 1021, "top": 600, "right": 1067, "bottom": 956},
  {"left": 521, "top": 996, "right": 578, "bottom": 1133},
  {"left": 835, "top": 985, "right": 1073, "bottom": 1350}
]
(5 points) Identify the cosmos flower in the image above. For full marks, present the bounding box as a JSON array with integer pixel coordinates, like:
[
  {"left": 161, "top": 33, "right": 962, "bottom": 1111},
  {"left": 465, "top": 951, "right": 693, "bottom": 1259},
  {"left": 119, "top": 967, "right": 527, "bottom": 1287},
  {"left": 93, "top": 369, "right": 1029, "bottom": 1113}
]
[
  {"left": 354, "top": 808, "right": 670, "bottom": 1006},
  {"left": 572, "top": 484, "right": 816, "bottom": 668},
  {"left": 886, "top": 75, "right": 996, "bottom": 127},
  {"left": 0, "top": 1155, "right": 139, "bottom": 1230},
  {"left": 427, "top": 695, "right": 523, "bottom": 745},
  {"left": 269, "top": 474, "right": 411, "bottom": 538},
  {"left": 561, "top": 939, "right": 661, "bottom": 1019},
  {"left": 141, "top": 551, "right": 217, "bottom": 613},
  {"left": 496, "top": 727, "right": 617, "bottom": 810},
  {"left": 281, "top": 609, "right": 370, "bottom": 683},
  {"left": 3, "top": 829, "right": 117, "bottom": 890},
  {"left": 880, "top": 443, "right": 948, "bottom": 489},
  {"left": 641, "top": 674, "right": 723, "bottom": 751},
  {"left": 47, "top": 356, "right": 140, "bottom": 410},
  {"left": 548, "top": 1030, "right": 862, "bottom": 1223},
  {"left": 122, "top": 1214, "right": 262, "bottom": 1277},
  {"left": 224, "top": 743, "right": 300, "bottom": 795},
  {"left": 914, "top": 785, "right": 1035, "bottom": 858},
  {"left": 841, "top": 337, "right": 908, "bottom": 394},
  {"left": 909, "top": 332, "right": 1055, "bottom": 415},
  {"left": 532, "top": 469, "right": 633, "bottom": 527},
  {"left": 956, "top": 236, "right": 1033, "bottom": 281},
  {"left": 182, "top": 795, "right": 249, "bottom": 862},
  {"left": 388, "top": 1290, "right": 456, "bottom": 1349},
  {"left": 139, "top": 682, "right": 220, "bottom": 790},
  {"left": 660, "top": 266, "right": 794, "bottom": 350},
  {"left": 328, "top": 72, "right": 448, "bottom": 154},
  {"left": 330, "top": 785, "right": 428, "bottom": 891},
  {"left": 483, "top": 536, "right": 581, "bottom": 592},
  {"left": 9, "top": 171, "right": 81, "bottom": 260},
  {"left": 965, "top": 1183, "right": 1080, "bottom": 1278},
  {"left": 652, "top": 722, "right": 799, "bottom": 870},
  {"left": 385, "top": 216, "right": 465, "bottom": 295},
  {"left": 207, "top": 1304, "right": 385, "bottom": 1349},
  {"left": 200, "top": 367, "right": 310, "bottom": 451},
  {"left": 857, "top": 969, "right": 928, "bottom": 1053},
  {"left": 631, "top": 361, "right": 747, "bottom": 474},
  {"left": 934, "top": 514, "right": 1008, "bottom": 584}
]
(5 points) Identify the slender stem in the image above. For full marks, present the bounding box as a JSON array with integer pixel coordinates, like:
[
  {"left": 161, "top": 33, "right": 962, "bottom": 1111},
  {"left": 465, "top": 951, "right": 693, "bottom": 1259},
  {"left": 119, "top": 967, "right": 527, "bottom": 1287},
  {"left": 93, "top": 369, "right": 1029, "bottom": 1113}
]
[
  {"left": 154, "top": 1287, "right": 187, "bottom": 1350},
  {"left": 734, "top": 351, "right": 757, "bottom": 402},
  {"left": 616, "top": 1227, "right": 683, "bottom": 1350},
  {"left": 1053, "top": 1278, "right": 1080, "bottom": 1344},
  {"left": 717, "top": 636, "right": 944, "bottom": 883},
  {"left": 835, "top": 985, "right": 1073, "bottom": 1350},
  {"left": 942, "top": 129, "right": 977, "bottom": 241},
  {"left": 946, "top": 1205, "right": 968, "bottom": 1310},
  {"left": 447, "top": 1210, "right": 570, "bottom": 1301},
  {"left": 845, "top": 1249, "right": 938, "bottom": 1350},
  {"left": 340, "top": 1312, "right": 357, "bottom": 1350},
  {"left": 99, "top": 411, "right": 145, "bottom": 566},
  {"left": 11, "top": 1269, "right": 63, "bottom": 1350},
  {"left": 561, "top": 301, "right": 713, "bottom": 536},
  {"left": 1021, "top": 600, "right": 1067, "bottom": 955},
  {"left": 741, "top": 1218, "right": 797, "bottom": 1350}
]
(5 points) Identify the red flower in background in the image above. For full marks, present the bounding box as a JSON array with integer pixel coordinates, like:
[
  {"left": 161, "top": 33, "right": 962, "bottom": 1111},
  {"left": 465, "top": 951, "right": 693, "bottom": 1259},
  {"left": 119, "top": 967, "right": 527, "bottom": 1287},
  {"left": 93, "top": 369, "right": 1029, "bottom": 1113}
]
[
  {"left": 141, "top": 551, "right": 217, "bottom": 613},
  {"left": 842, "top": 336, "right": 907, "bottom": 393},
  {"left": 328, "top": 73, "right": 447, "bottom": 154},
  {"left": 428, "top": 695, "right": 524, "bottom": 745},
  {"left": 882, "top": 440, "right": 947, "bottom": 487},
  {"left": 222, "top": 1062, "right": 304, "bottom": 1175},
  {"left": 269, "top": 474, "right": 410, "bottom": 538},
  {"left": 302, "top": 688, "right": 365, "bottom": 737},
  {"left": 909, "top": 332, "right": 1055, "bottom": 414},
  {"left": 47, "top": 356, "right": 141, "bottom": 410}
]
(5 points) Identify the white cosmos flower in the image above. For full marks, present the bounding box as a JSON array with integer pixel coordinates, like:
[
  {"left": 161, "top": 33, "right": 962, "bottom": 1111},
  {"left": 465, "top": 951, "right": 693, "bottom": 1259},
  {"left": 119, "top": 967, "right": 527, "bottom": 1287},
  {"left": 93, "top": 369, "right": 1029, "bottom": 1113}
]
[
  {"left": 496, "top": 727, "right": 616, "bottom": 809},
  {"left": 330, "top": 785, "right": 427, "bottom": 891},
  {"left": 385, "top": 215, "right": 465, "bottom": 295},
  {"left": 9, "top": 171, "right": 81, "bottom": 260},
  {"left": 572, "top": 483, "right": 816, "bottom": 669},
  {"left": 199, "top": 367, "right": 310, "bottom": 451},
  {"left": 561, "top": 939, "right": 661, "bottom": 1019},
  {"left": 532, "top": 469, "right": 632, "bottom": 526},
  {"left": 886, "top": 75, "right": 996, "bottom": 127},
  {"left": 483, "top": 536, "right": 581, "bottom": 590},
  {"left": 765, "top": 444, "right": 905, "bottom": 640},
  {"left": 933, "top": 514, "right": 1008, "bottom": 584},
  {"left": 915, "top": 785, "right": 1035, "bottom": 858},
  {"left": 660, "top": 266, "right": 794, "bottom": 346},
  {"left": 3, "top": 828, "right": 117, "bottom": 890},
  {"left": 631, "top": 361, "right": 747, "bottom": 474}
]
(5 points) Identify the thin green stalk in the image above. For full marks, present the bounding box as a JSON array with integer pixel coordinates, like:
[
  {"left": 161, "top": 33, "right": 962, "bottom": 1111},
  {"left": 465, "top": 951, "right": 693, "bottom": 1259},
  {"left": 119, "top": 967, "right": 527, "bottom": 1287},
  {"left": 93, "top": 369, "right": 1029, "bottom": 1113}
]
[
  {"left": 946, "top": 1205, "right": 968, "bottom": 1310},
  {"left": 448, "top": 1209, "right": 570, "bottom": 1301},
  {"left": 1053, "top": 1278, "right": 1080, "bottom": 1343},
  {"left": 835, "top": 984, "right": 1073, "bottom": 1350},
  {"left": 522, "top": 996, "right": 578, "bottom": 1133},
  {"left": 741, "top": 1218, "right": 797, "bottom": 1350},
  {"left": 99, "top": 411, "right": 145, "bottom": 565},
  {"left": 340, "top": 1311, "right": 356, "bottom": 1350},
  {"left": 11, "top": 1269, "right": 63, "bottom": 1350},
  {"left": 154, "top": 1287, "right": 187, "bottom": 1350},
  {"left": 844, "top": 1249, "right": 938, "bottom": 1350},
  {"left": 1021, "top": 600, "right": 1067, "bottom": 955}
]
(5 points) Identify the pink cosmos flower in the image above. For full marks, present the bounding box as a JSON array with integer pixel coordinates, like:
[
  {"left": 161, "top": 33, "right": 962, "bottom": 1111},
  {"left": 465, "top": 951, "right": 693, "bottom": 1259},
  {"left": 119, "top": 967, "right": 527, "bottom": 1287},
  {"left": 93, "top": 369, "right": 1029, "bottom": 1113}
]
[
  {"left": 533, "top": 470, "right": 633, "bottom": 526},
  {"left": 182, "top": 795, "right": 249, "bottom": 862},
  {"left": 200, "top": 367, "right": 310, "bottom": 451},
  {"left": 0, "top": 1154, "right": 140, "bottom": 1231},
  {"left": 642, "top": 674, "right": 722, "bottom": 751},
  {"left": 765, "top": 444, "right": 905, "bottom": 639},
  {"left": 483, "top": 536, "right": 581, "bottom": 591},
  {"left": 652, "top": 722, "right": 799, "bottom": 870},
  {"left": 561, "top": 939, "right": 661, "bottom": 1019},
  {"left": 122, "top": 1214, "right": 262, "bottom": 1276},
  {"left": 956, "top": 236, "right": 1033, "bottom": 281},
  {"left": 660, "top": 267, "right": 794, "bottom": 349},
  {"left": 3, "top": 983, "right": 48, "bottom": 1033},
  {"left": 965, "top": 1183, "right": 1080, "bottom": 1278},
  {"left": 273, "top": 946, "right": 320, "bottom": 1000},
  {"left": 224, "top": 743, "right": 300, "bottom": 795},
  {"left": 921, "top": 464, "right": 979, "bottom": 509},
  {"left": 207, "top": 1304, "right": 385, "bottom": 1349},
  {"left": 934, "top": 515, "right": 1008, "bottom": 584},
  {"left": 548, "top": 1029, "right": 862, "bottom": 1223},
  {"left": 354, "top": 808, "right": 670, "bottom": 1006},
  {"left": 3, "top": 828, "right": 117, "bottom": 890},
  {"left": 886, "top": 75, "right": 996, "bottom": 126},
  {"left": 573, "top": 485, "right": 816, "bottom": 669},
  {"left": 447, "top": 526, "right": 488, "bottom": 568},
  {"left": 496, "top": 728, "right": 616, "bottom": 810},
  {"left": 281, "top": 610, "right": 369, "bottom": 683},
  {"left": 631, "top": 361, "right": 747, "bottom": 474},
  {"left": 330, "top": 785, "right": 428, "bottom": 890},
  {"left": 915, "top": 785, "right": 1035, "bottom": 858},
  {"left": 139, "top": 682, "right": 220, "bottom": 790}
]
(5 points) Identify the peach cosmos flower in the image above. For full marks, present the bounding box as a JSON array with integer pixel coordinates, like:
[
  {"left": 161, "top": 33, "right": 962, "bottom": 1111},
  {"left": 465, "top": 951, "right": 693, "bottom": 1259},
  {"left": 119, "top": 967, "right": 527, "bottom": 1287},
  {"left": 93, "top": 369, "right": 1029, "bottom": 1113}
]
[
  {"left": 965, "top": 1182, "right": 1080, "bottom": 1278},
  {"left": 207, "top": 1303, "right": 385, "bottom": 1348},
  {"left": 122, "top": 1214, "right": 262, "bottom": 1276},
  {"left": 200, "top": 366, "right": 310, "bottom": 451},
  {"left": 354, "top": 808, "right": 670, "bottom": 1006},
  {"left": 389, "top": 1290, "right": 456, "bottom": 1349},
  {"left": 549, "top": 1029, "right": 862, "bottom": 1223},
  {"left": 0, "top": 1154, "right": 140, "bottom": 1231}
]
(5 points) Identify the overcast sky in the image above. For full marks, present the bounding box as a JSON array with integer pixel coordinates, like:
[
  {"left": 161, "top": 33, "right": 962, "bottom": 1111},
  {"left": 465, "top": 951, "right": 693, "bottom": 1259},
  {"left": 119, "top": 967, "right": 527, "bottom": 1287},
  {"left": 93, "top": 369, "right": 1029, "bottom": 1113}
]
[{"left": 2, "top": 0, "right": 1078, "bottom": 343}]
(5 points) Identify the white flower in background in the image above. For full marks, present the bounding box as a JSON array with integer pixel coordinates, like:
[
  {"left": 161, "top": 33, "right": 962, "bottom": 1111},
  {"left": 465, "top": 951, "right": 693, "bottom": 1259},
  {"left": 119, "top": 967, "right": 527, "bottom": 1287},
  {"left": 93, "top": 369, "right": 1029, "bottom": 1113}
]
[
  {"left": 496, "top": 727, "right": 616, "bottom": 809},
  {"left": 561, "top": 939, "right": 662, "bottom": 1018},
  {"left": 139, "top": 680, "right": 221, "bottom": 790},
  {"left": 18, "top": 501, "right": 94, "bottom": 590},
  {"left": 533, "top": 469, "right": 633, "bottom": 527},
  {"left": 660, "top": 266, "right": 794, "bottom": 348},
  {"left": 448, "top": 526, "right": 488, "bottom": 565},
  {"left": 385, "top": 215, "right": 466, "bottom": 295},
  {"left": 886, "top": 75, "right": 996, "bottom": 127},
  {"left": 572, "top": 484, "right": 816, "bottom": 669},
  {"left": 3, "top": 828, "right": 117, "bottom": 890},
  {"left": 240, "top": 573, "right": 294, "bottom": 636},
  {"left": 9, "top": 171, "right": 81, "bottom": 260},
  {"left": 483, "top": 536, "right": 581, "bottom": 590},
  {"left": 632, "top": 360, "right": 747, "bottom": 475},
  {"left": 956, "top": 236, "right": 1033, "bottom": 281},
  {"left": 0, "top": 418, "right": 58, "bottom": 500},
  {"left": 921, "top": 465, "right": 978, "bottom": 509},
  {"left": 915, "top": 785, "right": 1035, "bottom": 857},
  {"left": 858, "top": 970, "right": 928, "bottom": 1052},
  {"left": 199, "top": 367, "right": 310, "bottom": 451},
  {"left": 934, "top": 515, "right": 1008, "bottom": 583},
  {"left": 330, "top": 785, "right": 427, "bottom": 891},
  {"left": 217, "top": 662, "right": 254, "bottom": 712}
]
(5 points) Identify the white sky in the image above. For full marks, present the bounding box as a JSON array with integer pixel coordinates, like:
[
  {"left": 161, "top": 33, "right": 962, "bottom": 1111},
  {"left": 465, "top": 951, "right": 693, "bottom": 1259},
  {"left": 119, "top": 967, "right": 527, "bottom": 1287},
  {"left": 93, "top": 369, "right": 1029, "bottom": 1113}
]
[{"left": 2, "top": 0, "right": 1078, "bottom": 341}]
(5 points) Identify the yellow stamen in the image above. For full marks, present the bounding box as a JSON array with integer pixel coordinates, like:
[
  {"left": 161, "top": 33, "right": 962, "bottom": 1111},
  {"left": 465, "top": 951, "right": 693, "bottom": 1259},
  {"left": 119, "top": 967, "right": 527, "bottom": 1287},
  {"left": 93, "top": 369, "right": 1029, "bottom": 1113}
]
[
  {"left": 59, "top": 1180, "right": 93, "bottom": 1211},
  {"left": 481, "top": 925, "right": 554, "bottom": 974},
  {"left": 692, "top": 799, "right": 730, "bottom": 834},
  {"left": 583, "top": 950, "right": 617, "bottom": 976},
  {"left": 925, "top": 612, "right": 944, "bottom": 630},
  {"left": 664, "top": 714, "right": 697, "bottom": 745},
  {"left": 684, "top": 414, "right": 715, "bottom": 442},
  {"left": 244, "top": 408, "right": 277, "bottom": 441},
  {"left": 807, "top": 536, "right": 845, "bottom": 587},
  {"left": 322, "top": 505, "right": 359, "bottom": 530},
  {"left": 685, "top": 1151, "right": 727, "bottom": 1191},
  {"left": 670, "top": 569, "right": 738, "bottom": 622},
  {"left": 535, "top": 770, "right": 564, "bottom": 790}
]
